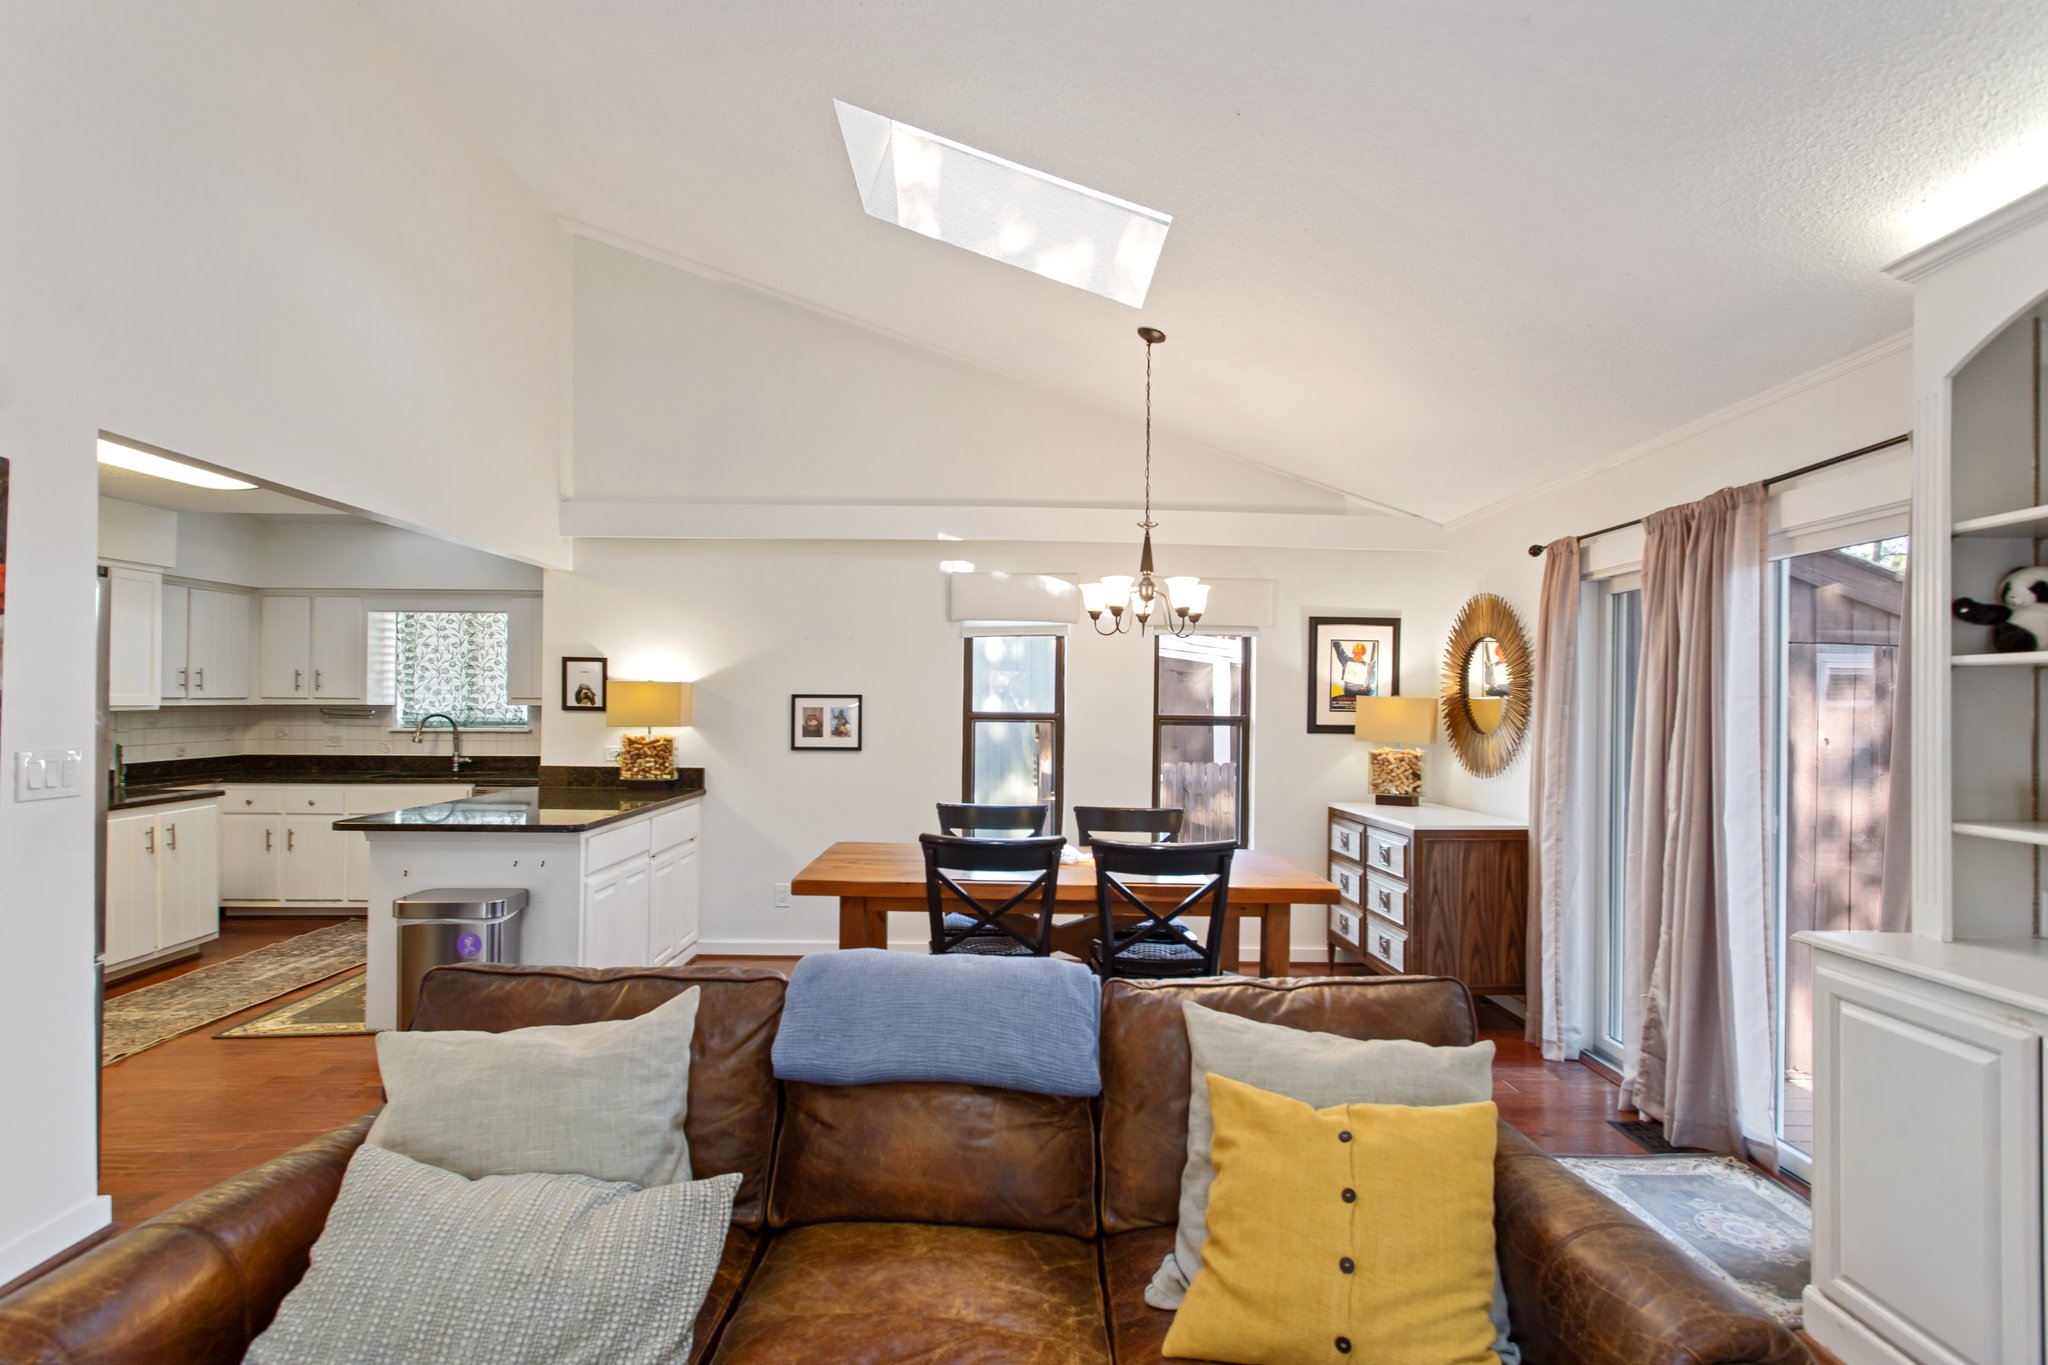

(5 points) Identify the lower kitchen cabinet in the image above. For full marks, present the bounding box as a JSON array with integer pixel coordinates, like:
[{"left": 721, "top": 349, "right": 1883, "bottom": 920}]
[
  {"left": 582, "top": 799, "right": 702, "bottom": 969},
  {"left": 105, "top": 798, "right": 221, "bottom": 976},
  {"left": 584, "top": 862, "right": 651, "bottom": 969},
  {"left": 648, "top": 840, "right": 701, "bottom": 965},
  {"left": 220, "top": 783, "right": 472, "bottom": 909}
]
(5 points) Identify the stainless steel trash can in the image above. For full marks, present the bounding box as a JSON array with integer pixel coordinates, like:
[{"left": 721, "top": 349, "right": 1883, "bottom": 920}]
[{"left": 393, "top": 888, "right": 527, "bottom": 1029}]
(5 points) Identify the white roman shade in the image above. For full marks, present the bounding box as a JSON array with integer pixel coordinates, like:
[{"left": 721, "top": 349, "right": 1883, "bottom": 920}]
[{"left": 948, "top": 572, "right": 1081, "bottom": 626}]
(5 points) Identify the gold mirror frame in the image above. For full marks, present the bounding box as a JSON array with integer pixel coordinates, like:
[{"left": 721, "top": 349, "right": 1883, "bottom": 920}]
[{"left": 1441, "top": 593, "right": 1533, "bottom": 777}]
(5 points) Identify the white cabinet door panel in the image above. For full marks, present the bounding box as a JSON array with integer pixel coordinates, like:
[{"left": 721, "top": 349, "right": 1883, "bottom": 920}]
[
  {"left": 104, "top": 811, "right": 160, "bottom": 965},
  {"left": 221, "top": 814, "right": 282, "bottom": 901},
  {"left": 674, "top": 844, "right": 700, "bottom": 960},
  {"left": 1812, "top": 962, "right": 2042, "bottom": 1365},
  {"left": 106, "top": 567, "right": 161, "bottom": 711},
  {"left": 189, "top": 589, "right": 251, "bottom": 699},
  {"left": 648, "top": 848, "right": 681, "bottom": 963},
  {"left": 160, "top": 584, "right": 191, "bottom": 700},
  {"left": 282, "top": 815, "right": 347, "bottom": 901},
  {"left": 259, "top": 595, "right": 311, "bottom": 699},
  {"left": 311, "top": 596, "right": 365, "bottom": 699},
  {"left": 160, "top": 804, "right": 219, "bottom": 945},
  {"left": 583, "top": 860, "right": 651, "bottom": 969}
]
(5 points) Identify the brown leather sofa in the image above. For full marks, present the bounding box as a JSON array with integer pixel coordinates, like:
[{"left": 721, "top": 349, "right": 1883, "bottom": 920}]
[{"left": 0, "top": 965, "right": 1808, "bottom": 1364}]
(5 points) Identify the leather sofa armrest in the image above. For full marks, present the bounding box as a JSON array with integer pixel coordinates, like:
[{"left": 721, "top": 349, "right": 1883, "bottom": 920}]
[
  {"left": 1494, "top": 1123, "right": 1809, "bottom": 1365},
  {"left": 0, "top": 1114, "right": 375, "bottom": 1365}
]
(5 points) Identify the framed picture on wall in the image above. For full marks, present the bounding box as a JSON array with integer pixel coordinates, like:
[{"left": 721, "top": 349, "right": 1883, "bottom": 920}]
[
  {"left": 1307, "top": 616, "right": 1400, "bottom": 733},
  {"left": 561, "top": 656, "right": 608, "bottom": 711},
  {"left": 791, "top": 693, "right": 862, "bottom": 751}
]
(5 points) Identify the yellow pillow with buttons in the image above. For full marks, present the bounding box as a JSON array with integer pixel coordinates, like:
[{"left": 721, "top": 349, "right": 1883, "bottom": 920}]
[{"left": 1161, "top": 1073, "right": 1501, "bottom": 1365}]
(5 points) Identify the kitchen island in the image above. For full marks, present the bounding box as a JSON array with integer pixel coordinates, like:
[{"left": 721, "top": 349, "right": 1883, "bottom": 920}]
[{"left": 338, "top": 783, "right": 704, "bottom": 1030}]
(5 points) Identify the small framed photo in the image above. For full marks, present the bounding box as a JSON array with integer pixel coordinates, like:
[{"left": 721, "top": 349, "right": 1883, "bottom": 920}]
[
  {"left": 561, "top": 656, "right": 608, "bottom": 711},
  {"left": 791, "top": 693, "right": 862, "bottom": 751},
  {"left": 1307, "top": 616, "right": 1401, "bottom": 733}
]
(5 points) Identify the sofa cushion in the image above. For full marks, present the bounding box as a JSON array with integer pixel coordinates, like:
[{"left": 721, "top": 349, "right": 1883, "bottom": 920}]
[
  {"left": 686, "top": 1226, "right": 760, "bottom": 1365},
  {"left": 410, "top": 964, "right": 785, "bottom": 1228},
  {"left": 1098, "top": 976, "right": 1479, "bottom": 1233},
  {"left": 1104, "top": 1227, "right": 1221, "bottom": 1365},
  {"left": 709, "top": 1222, "right": 1112, "bottom": 1364},
  {"left": 768, "top": 1081, "right": 1096, "bottom": 1237}
]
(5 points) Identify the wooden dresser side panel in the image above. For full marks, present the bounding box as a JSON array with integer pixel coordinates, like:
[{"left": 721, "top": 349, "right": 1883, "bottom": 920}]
[{"left": 1411, "top": 831, "right": 1527, "bottom": 994}]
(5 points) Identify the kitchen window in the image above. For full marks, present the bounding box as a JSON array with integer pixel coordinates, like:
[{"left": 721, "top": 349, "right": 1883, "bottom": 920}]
[
  {"left": 370, "top": 611, "right": 531, "bottom": 729},
  {"left": 1154, "top": 633, "right": 1252, "bottom": 844},
  {"left": 962, "top": 634, "right": 1064, "bottom": 827}
]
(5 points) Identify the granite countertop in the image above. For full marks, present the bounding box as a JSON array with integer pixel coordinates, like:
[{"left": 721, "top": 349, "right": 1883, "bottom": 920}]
[
  {"left": 109, "top": 785, "right": 229, "bottom": 811},
  {"left": 120, "top": 754, "right": 545, "bottom": 789},
  {"left": 334, "top": 783, "right": 706, "bottom": 834}
]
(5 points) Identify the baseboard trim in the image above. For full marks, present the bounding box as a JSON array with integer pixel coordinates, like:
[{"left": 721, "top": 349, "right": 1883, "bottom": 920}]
[
  {"left": 1802, "top": 1287, "right": 1915, "bottom": 1365},
  {"left": 0, "top": 1194, "right": 112, "bottom": 1290}
]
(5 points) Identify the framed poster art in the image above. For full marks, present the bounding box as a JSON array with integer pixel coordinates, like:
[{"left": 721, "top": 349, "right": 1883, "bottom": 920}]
[
  {"left": 791, "top": 693, "right": 862, "bottom": 751},
  {"left": 1306, "top": 616, "right": 1400, "bottom": 733},
  {"left": 561, "top": 656, "right": 608, "bottom": 711}
]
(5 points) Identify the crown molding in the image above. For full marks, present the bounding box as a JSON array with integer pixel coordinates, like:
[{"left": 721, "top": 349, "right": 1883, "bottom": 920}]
[{"left": 1886, "top": 181, "right": 2048, "bottom": 283}]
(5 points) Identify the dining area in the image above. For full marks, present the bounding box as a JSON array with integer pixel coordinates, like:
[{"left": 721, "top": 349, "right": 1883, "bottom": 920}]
[{"left": 791, "top": 802, "right": 1340, "bottom": 978}]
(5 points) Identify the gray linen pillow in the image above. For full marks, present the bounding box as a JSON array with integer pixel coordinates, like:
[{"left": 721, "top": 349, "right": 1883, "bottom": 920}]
[
  {"left": 367, "top": 986, "right": 698, "bottom": 1187},
  {"left": 245, "top": 1144, "right": 739, "bottom": 1365}
]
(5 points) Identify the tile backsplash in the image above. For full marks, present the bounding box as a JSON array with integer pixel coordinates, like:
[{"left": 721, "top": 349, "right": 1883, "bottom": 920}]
[{"left": 108, "top": 705, "right": 541, "bottom": 765}]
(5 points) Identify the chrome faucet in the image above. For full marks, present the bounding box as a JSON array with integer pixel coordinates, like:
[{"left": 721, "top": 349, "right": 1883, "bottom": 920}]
[{"left": 411, "top": 713, "right": 473, "bottom": 773}]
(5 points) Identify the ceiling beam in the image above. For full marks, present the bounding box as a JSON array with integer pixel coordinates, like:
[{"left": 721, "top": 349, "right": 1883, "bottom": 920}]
[{"left": 558, "top": 499, "right": 1445, "bottom": 551}]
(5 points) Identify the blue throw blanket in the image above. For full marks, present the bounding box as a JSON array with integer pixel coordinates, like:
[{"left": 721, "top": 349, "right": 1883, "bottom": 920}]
[{"left": 771, "top": 949, "right": 1102, "bottom": 1097}]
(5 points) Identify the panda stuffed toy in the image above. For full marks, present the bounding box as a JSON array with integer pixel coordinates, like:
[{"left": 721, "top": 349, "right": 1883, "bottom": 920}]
[{"left": 1954, "top": 566, "right": 2048, "bottom": 653}]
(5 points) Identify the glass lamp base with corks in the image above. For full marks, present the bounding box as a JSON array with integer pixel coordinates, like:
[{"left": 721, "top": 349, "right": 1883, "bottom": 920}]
[
  {"left": 617, "top": 734, "right": 675, "bottom": 782},
  {"left": 1367, "top": 745, "right": 1423, "bottom": 807}
]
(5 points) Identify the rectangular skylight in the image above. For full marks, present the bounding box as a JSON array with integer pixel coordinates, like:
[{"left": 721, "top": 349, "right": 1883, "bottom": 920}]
[{"left": 834, "top": 99, "right": 1171, "bottom": 308}]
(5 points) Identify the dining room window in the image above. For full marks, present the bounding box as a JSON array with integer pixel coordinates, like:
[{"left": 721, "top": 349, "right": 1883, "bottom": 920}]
[
  {"left": 962, "top": 634, "right": 1065, "bottom": 825},
  {"left": 1154, "top": 633, "right": 1251, "bottom": 844}
]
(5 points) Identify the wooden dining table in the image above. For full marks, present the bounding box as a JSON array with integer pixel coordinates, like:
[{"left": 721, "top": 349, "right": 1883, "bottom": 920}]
[{"left": 790, "top": 841, "right": 1340, "bottom": 978}]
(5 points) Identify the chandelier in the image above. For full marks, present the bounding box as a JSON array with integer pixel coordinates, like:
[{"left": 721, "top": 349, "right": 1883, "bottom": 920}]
[{"left": 1082, "top": 327, "right": 1210, "bottom": 637}]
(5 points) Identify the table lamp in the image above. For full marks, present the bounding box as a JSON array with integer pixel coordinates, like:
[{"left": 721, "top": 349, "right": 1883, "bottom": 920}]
[
  {"left": 1353, "top": 696, "right": 1437, "bottom": 806},
  {"left": 606, "top": 680, "right": 690, "bottom": 781}
]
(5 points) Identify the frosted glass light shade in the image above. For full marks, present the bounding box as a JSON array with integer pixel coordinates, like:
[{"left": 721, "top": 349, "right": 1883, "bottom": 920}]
[
  {"left": 1352, "top": 696, "right": 1437, "bottom": 745},
  {"left": 1080, "top": 581, "right": 1111, "bottom": 614},
  {"left": 1178, "top": 582, "right": 1211, "bottom": 616},
  {"left": 606, "top": 680, "right": 689, "bottom": 728}
]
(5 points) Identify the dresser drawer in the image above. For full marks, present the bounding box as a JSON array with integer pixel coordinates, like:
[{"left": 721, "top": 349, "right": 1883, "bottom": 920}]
[
  {"left": 1364, "top": 871, "right": 1406, "bottom": 926},
  {"left": 280, "top": 786, "right": 346, "bottom": 815},
  {"left": 1363, "top": 826, "right": 1408, "bottom": 880},
  {"left": 1329, "top": 859, "right": 1363, "bottom": 909},
  {"left": 1364, "top": 915, "right": 1407, "bottom": 972},
  {"left": 1330, "top": 905, "right": 1362, "bottom": 950},
  {"left": 1329, "top": 817, "right": 1365, "bottom": 863}
]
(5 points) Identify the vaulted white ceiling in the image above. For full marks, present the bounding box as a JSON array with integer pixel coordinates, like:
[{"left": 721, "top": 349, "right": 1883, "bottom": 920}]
[{"left": 360, "top": 0, "right": 2048, "bottom": 524}]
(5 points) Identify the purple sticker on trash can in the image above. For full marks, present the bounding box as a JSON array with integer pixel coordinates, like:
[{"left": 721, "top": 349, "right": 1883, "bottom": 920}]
[{"left": 456, "top": 931, "right": 483, "bottom": 959}]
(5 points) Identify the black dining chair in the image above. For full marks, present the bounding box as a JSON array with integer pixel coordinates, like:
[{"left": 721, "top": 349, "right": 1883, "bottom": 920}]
[
  {"left": 920, "top": 832, "right": 1066, "bottom": 957},
  {"left": 1091, "top": 840, "right": 1237, "bottom": 979},
  {"left": 935, "top": 802, "right": 1053, "bottom": 838},
  {"left": 1073, "top": 805, "right": 1183, "bottom": 848}
]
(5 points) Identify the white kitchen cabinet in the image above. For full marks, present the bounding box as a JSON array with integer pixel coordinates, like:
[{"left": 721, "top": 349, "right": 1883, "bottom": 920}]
[
  {"left": 104, "top": 798, "right": 221, "bottom": 975},
  {"left": 342, "top": 784, "right": 470, "bottom": 901},
  {"left": 311, "top": 596, "right": 365, "bottom": 699},
  {"left": 583, "top": 863, "right": 651, "bottom": 969},
  {"left": 105, "top": 566, "right": 161, "bottom": 710},
  {"left": 104, "top": 810, "right": 161, "bottom": 964},
  {"left": 220, "top": 812, "right": 283, "bottom": 902},
  {"left": 648, "top": 842, "right": 701, "bottom": 965},
  {"left": 505, "top": 597, "right": 543, "bottom": 705},
  {"left": 258, "top": 595, "right": 313, "bottom": 699},
  {"left": 163, "top": 586, "right": 252, "bottom": 701}
]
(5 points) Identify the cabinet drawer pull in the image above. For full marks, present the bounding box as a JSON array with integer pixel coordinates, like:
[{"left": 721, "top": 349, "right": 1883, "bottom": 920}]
[
  {"left": 287, "top": 829, "right": 296, "bottom": 851},
  {"left": 1377, "top": 934, "right": 1392, "bottom": 956},
  {"left": 194, "top": 668, "right": 205, "bottom": 691},
  {"left": 1378, "top": 888, "right": 1391, "bottom": 909},
  {"left": 265, "top": 829, "right": 273, "bottom": 852},
  {"left": 1376, "top": 845, "right": 1391, "bottom": 865},
  {"left": 165, "top": 822, "right": 177, "bottom": 851},
  {"left": 314, "top": 669, "right": 323, "bottom": 690},
  {"left": 295, "top": 669, "right": 303, "bottom": 692},
  {"left": 144, "top": 827, "right": 155, "bottom": 855},
  {"left": 178, "top": 667, "right": 188, "bottom": 688}
]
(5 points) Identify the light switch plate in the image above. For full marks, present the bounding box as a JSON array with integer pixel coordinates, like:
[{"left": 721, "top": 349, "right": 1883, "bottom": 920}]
[{"left": 14, "top": 749, "right": 86, "bottom": 801}]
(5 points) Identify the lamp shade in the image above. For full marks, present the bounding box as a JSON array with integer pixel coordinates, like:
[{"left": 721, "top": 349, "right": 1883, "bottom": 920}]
[
  {"left": 606, "top": 680, "right": 689, "bottom": 728},
  {"left": 1352, "top": 695, "right": 1437, "bottom": 745}
]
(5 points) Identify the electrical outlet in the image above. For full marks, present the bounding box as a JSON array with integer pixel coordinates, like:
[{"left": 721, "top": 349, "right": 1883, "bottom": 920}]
[
  {"left": 325, "top": 735, "right": 344, "bottom": 749},
  {"left": 604, "top": 744, "right": 622, "bottom": 761},
  {"left": 772, "top": 883, "right": 792, "bottom": 908}
]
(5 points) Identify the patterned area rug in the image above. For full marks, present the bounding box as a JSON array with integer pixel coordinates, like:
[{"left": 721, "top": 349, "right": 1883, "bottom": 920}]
[
  {"left": 102, "top": 921, "right": 367, "bottom": 1065},
  {"left": 1558, "top": 1155, "right": 1810, "bottom": 1327},
  {"left": 217, "top": 969, "right": 370, "bottom": 1038}
]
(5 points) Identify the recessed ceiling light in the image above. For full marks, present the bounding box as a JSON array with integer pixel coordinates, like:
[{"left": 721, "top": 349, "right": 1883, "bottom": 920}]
[
  {"left": 834, "top": 99, "right": 1171, "bottom": 307},
  {"left": 97, "top": 438, "right": 257, "bottom": 491}
]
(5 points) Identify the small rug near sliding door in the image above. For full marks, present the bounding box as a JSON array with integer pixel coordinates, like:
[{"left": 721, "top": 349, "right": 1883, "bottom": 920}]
[
  {"left": 1558, "top": 1155, "right": 1809, "bottom": 1327},
  {"left": 217, "top": 969, "right": 370, "bottom": 1038},
  {"left": 102, "top": 921, "right": 366, "bottom": 1065}
]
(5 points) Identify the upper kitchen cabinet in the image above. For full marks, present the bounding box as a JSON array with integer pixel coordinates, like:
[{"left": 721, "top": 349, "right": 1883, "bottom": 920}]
[
  {"left": 259, "top": 594, "right": 366, "bottom": 701},
  {"left": 506, "top": 596, "right": 542, "bottom": 705},
  {"left": 105, "top": 566, "right": 161, "bottom": 710},
  {"left": 161, "top": 584, "right": 252, "bottom": 702}
]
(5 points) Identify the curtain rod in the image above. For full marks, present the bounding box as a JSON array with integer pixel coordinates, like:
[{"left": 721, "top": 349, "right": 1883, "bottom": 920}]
[{"left": 1525, "top": 432, "right": 1913, "bottom": 557}]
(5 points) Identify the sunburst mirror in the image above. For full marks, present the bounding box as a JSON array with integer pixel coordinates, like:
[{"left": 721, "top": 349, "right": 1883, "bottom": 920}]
[{"left": 1441, "top": 593, "right": 1533, "bottom": 777}]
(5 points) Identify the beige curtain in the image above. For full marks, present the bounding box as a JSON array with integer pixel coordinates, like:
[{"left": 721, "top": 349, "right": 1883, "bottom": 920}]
[
  {"left": 1525, "top": 536, "right": 1581, "bottom": 1060},
  {"left": 1620, "top": 482, "right": 1778, "bottom": 1163}
]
